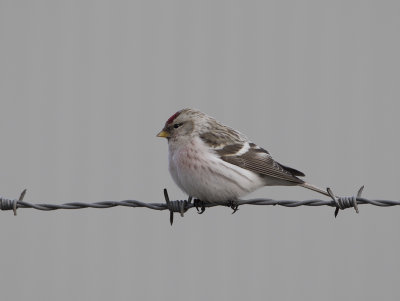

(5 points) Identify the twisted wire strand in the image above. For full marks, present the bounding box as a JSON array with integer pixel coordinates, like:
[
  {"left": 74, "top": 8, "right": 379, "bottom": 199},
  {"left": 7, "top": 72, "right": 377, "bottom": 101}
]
[
  {"left": 1, "top": 187, "right": 400, "bottom": 224},
  {"left": 236, "top": 198, "right": 400, "bottom": 207},
  {"left": 6, "top": 197, "right": 400, "bottom": 210},
  {"left": 11, "top": 198, "right": 400, "bottom": 209}
]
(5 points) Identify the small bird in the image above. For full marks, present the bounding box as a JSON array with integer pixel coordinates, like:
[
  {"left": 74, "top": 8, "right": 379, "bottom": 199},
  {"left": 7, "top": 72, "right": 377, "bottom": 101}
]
[{"left": 157, "top": 108, "right": 329, "bottom": 208}]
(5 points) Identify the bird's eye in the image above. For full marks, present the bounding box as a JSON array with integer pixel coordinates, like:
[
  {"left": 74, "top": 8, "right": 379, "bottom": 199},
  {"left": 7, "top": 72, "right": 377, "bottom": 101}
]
[{"left": 173, "top": 123, "right": 182, "bottom": 129}]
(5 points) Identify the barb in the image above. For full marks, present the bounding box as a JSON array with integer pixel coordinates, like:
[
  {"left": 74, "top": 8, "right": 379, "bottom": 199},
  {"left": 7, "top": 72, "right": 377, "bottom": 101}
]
[{"left": 1, "top": 186, "right": 400, "bottom": 225}]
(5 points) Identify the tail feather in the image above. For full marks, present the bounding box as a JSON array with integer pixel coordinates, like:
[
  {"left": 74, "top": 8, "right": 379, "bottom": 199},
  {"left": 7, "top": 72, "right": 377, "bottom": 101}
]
[{"left": 300, "top": 182, "right": 330, "bottom": 197}]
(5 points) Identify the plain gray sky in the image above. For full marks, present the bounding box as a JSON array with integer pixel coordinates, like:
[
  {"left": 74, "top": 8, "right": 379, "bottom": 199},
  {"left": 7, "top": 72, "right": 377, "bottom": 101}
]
[{"left": 1, "top": 1, "right": 400, "bottom": 300}]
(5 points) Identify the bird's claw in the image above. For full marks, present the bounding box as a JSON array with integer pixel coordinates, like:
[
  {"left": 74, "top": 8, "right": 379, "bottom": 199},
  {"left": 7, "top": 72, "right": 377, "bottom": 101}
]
[
  {"left": 194, "top": 199, "right": 206, "bottom": 214},
  {"left": 227, "top": 200, "right": 239, "bottom": 214}
]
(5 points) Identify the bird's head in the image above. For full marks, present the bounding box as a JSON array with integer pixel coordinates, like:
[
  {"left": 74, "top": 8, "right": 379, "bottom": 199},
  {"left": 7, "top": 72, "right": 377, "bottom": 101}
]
[{"left": 157, "top": 108, "right": 208, "bottom": 141}]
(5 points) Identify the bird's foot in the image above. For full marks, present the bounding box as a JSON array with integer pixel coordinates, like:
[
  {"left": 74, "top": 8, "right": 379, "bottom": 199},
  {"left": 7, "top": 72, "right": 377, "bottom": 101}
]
[
  {"left": 194, "top": 199, "right": 206, "bottom": 214},
  {"left": 227, "top": 200, "right": 239, "bottom": 214}
]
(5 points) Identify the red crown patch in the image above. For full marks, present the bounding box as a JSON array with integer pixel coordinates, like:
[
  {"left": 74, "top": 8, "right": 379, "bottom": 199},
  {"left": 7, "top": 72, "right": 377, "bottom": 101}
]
[{"left": 167, "top": 111, "right": 181, "bottom": 124}]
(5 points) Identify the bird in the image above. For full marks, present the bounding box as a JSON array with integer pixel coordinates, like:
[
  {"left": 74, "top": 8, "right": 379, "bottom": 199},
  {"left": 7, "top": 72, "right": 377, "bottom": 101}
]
[{"left": 157, "top": 108, "right": 329, "bottom": 211}]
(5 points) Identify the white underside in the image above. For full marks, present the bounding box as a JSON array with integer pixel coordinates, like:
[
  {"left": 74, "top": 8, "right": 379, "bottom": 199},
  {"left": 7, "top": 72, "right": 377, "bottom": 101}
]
[{"left": 168, "top": 136, "right": 265, "bottom": 202}]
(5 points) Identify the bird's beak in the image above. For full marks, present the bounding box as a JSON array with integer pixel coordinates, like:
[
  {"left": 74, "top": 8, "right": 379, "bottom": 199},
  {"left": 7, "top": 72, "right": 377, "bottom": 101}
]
[{"left": 156, "top": 130, "right": 170, "bottom": 138}]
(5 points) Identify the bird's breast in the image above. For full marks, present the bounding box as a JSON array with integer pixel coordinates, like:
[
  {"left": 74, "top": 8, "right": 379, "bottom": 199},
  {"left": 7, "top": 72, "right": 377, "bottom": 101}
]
[{"left": 167, "top": 138, "right": 264, "bottom": 202}]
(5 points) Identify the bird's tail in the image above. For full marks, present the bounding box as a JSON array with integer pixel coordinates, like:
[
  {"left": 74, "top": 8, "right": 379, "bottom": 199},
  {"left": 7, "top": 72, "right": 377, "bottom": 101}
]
[{"left": 300, "top": 182, "right": 330, "bottom": 197}]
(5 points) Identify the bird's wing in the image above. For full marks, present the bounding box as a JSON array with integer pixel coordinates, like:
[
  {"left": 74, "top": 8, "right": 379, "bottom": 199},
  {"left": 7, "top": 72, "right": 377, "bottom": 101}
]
[{"left": 200, "top": 131, "right": 304, "bottom": 184}]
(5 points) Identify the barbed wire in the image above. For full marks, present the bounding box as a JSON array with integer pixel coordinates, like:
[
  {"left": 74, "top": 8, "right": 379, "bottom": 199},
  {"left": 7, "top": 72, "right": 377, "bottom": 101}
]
[{"left": 1, "top": 186, "right": 400, "bottom": 224}]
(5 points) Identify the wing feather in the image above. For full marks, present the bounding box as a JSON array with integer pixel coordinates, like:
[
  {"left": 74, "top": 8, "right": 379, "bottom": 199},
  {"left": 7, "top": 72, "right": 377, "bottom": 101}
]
[
  {"left": 220, "top": 149, "right": 305, "bottom": 184},
  {"left": 200, "top": 130, "right": 305, "bottom": 184}
]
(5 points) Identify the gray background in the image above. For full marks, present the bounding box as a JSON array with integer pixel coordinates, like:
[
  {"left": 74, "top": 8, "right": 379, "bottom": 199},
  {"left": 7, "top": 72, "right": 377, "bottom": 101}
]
[{"left": 1, "top": 1, "right": 399, "bottom": 300}]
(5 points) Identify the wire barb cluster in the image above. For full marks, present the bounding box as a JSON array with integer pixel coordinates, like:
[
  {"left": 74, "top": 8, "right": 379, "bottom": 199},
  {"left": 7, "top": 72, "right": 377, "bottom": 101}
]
[
  {"left": 1, "top": 187, "right": 400, "bottom": 225},
  {"left": 327, "top": 186, "right": 363, "bottom": 217},
  {"left": 0, "top": 189, "right": 26, "bottom": 216}
]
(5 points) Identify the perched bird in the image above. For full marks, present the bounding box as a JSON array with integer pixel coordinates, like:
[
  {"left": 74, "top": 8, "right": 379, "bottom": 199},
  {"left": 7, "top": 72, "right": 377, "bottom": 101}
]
[{"left": 157, "top": 108, "right": 329, "bottom": 207}]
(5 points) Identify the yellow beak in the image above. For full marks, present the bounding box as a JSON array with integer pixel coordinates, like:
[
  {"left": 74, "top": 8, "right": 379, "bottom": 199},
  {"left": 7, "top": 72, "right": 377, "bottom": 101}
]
[{"left": 156, "top": 130, "right": 170, "bottom": 138}]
